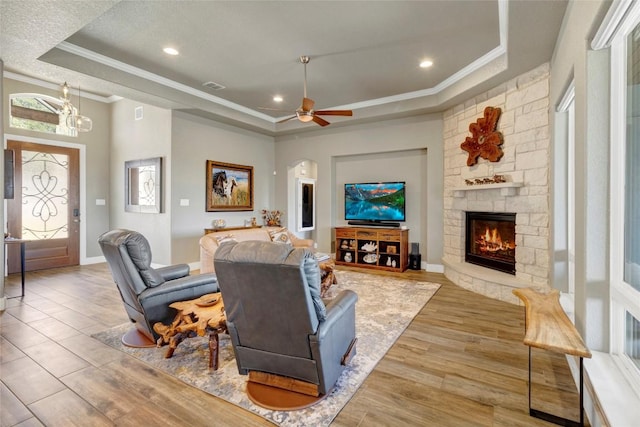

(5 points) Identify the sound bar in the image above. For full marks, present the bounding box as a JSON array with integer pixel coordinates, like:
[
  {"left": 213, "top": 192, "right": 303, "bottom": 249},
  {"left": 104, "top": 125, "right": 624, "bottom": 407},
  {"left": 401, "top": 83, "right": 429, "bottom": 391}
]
[{"left": 347, "top": 220, "right": 400, "bottom": 228}]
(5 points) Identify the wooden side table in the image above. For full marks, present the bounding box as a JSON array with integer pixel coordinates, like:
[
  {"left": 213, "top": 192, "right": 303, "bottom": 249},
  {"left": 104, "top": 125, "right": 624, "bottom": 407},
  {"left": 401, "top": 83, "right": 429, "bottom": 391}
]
[{"left": 153, "top": 293, "right": 227, "bottom": 370}]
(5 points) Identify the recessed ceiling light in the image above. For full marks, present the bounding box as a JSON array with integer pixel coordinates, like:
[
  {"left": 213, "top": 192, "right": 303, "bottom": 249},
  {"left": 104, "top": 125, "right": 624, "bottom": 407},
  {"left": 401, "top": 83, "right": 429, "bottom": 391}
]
[
  {"left": 420, "top": 60, "right": 433, "bottom": 68},
  {"left": 163, "top": 47, "right": 179, "bottom": 56},
  {"left": 273, "top": 96, "right": 283, "bottom": 102}
]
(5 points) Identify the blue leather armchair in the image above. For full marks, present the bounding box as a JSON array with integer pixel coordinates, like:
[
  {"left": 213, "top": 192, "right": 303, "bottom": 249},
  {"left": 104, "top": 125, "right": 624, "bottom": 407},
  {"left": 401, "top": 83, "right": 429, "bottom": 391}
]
[
  {"left": 99, "top": 229, "right": 219, "bottom": 346},
  {"left": 214, "top": 240, "right": 358, "bottom": 396}
]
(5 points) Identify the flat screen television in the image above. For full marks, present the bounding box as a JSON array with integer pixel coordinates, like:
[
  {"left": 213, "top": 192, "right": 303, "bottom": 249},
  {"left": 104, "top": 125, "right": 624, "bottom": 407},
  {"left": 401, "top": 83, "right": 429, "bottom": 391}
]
[{"left": 344, "top": 181, "right": 406, "bottom": 224}]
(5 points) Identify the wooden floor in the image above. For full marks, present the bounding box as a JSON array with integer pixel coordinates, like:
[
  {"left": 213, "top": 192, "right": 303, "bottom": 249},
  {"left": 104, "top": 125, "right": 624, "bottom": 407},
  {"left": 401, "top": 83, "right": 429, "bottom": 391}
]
[{"left": 1, "top": 264, "right": 584, "bottom": 426}]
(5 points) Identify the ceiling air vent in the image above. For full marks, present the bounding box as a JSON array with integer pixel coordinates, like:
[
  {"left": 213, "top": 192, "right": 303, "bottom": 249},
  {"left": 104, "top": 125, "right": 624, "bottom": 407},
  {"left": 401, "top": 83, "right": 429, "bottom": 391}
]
[{"left": 202, "top": 81, "right": 225, "bottom": 91}]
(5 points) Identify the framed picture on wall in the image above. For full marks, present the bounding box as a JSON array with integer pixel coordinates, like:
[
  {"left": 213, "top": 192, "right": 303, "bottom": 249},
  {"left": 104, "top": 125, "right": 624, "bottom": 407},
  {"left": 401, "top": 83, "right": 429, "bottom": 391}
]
[
  {"left": 125, "top": 157, "right": 163, "bottom": 213},
  {"left": 206, "top": 160, "right": 254, "bottom": 211}
]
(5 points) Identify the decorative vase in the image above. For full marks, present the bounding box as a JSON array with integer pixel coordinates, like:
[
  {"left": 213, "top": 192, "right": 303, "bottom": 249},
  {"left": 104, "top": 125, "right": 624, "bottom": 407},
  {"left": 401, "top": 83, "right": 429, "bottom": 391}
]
[
  {"left": 212, "top": 219, "right": 226, "bottom": 229},
  {"left": 344, "top": 252, "right": 353, "bottom": 263},
  {"left": 386, "top": 257, "right": 392, "bottom": 266}
]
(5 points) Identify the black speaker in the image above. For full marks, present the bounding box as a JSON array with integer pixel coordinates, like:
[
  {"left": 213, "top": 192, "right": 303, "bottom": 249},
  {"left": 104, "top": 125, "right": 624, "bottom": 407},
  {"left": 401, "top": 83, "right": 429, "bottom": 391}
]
[
  {"left": 410, "top": 242, "right": 419, "bottom": 255},
  {"left": 409, "top": 254, "right": 422, "bottom": 270},
  {"left": 4, "top": 149, "right": 14, "bottom": 200}
]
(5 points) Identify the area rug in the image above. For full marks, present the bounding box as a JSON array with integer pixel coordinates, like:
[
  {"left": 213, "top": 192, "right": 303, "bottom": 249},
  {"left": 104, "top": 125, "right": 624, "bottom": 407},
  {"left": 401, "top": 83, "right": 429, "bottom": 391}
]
[{"left": 93, "top": 270, "right": 440, "bottom": 426}]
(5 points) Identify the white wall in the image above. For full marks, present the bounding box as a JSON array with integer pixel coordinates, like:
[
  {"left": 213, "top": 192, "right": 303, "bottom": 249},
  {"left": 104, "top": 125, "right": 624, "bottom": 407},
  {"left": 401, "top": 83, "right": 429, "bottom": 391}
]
[
  {"left": 170, "top": 112, "right": 275, "bottom": 265},
  {"left": 549, "top": 0, "right": 610, "bottom": 351},
  {"left": 274, "top": 114, "right": 443, "bottom": 267}
]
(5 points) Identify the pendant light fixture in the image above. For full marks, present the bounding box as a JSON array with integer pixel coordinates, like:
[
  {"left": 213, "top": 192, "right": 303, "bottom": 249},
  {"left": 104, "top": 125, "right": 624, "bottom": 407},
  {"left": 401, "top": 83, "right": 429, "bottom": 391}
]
[{"left": 60, "top": 82, "right": 93, "bottom": 132}]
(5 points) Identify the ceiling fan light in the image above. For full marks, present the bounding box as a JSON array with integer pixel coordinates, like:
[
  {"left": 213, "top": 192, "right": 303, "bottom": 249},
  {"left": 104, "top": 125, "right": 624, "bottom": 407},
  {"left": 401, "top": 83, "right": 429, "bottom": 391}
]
[{"left": 296, "top": 111, "right": 314, "bottom": 122}]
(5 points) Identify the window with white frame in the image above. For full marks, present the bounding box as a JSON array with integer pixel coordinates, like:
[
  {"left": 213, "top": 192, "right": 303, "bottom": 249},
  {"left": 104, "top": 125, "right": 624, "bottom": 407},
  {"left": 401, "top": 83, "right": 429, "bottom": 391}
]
[{"left": 610, "top": 7, "right": 640, "bottom": 394}]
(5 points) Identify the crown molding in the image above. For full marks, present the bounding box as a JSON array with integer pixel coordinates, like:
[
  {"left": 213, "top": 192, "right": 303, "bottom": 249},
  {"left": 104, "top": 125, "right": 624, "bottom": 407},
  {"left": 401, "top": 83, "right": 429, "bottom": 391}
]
[
  {"left": 55, "top": 0, "right": 509, "bottom": 124},
  {"left": 592, "top": 0, "right": 639, "bottom": 50}
]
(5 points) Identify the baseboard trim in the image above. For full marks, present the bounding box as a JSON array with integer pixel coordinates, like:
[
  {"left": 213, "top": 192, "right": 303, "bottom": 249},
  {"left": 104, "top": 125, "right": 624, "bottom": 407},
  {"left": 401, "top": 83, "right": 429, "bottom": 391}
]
[
  {"left": 425, "top": 263, "right": 444, "bottom": 273},
  {"left": 82, "top": 255, "right": 105, "bottom": 265}
]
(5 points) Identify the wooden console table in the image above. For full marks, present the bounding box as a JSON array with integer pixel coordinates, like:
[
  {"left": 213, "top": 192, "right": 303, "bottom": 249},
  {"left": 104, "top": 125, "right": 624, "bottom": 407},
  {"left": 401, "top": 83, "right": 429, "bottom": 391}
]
[
  {"left": 512, "top": 288, "right": 592, "bottom": 427},
  {"left": 204, "top": 225, "right": 261, "bottom": 235}
]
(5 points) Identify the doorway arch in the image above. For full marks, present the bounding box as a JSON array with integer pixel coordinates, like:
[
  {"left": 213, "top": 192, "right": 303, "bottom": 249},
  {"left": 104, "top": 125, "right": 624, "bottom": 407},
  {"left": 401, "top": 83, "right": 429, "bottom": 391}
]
[{"left": 287, "top": 159, "right": 317, "bottom": 239}]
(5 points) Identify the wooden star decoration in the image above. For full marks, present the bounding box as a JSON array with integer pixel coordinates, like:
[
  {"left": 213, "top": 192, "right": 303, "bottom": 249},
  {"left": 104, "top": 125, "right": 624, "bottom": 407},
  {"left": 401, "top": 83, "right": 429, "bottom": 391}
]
[{"left": 460, "top": 106, "right": 504, "bottom": 166}]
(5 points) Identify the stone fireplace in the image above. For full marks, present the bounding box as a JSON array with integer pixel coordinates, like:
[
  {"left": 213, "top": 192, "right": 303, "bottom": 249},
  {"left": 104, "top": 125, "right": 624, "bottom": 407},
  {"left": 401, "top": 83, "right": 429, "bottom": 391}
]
[
  {"left": 441, "top": 64, "right": 551, "bottom": 303},
  {"left": 465, "top": 212, "right": 516, "bottom": 275}
]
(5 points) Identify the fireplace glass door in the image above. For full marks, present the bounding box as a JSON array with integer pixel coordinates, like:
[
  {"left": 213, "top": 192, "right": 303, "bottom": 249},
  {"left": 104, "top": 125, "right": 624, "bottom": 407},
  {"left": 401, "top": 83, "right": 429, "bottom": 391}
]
[{"left": 465, "top": 212, "right": 516, "bottom": 274}]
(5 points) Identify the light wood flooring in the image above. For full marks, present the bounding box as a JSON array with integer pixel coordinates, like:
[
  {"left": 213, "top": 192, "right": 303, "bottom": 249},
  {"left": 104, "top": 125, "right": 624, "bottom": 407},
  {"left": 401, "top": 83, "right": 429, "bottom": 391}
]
[{"left": 1, "top": 264, "right": 586, "bottom": 426}]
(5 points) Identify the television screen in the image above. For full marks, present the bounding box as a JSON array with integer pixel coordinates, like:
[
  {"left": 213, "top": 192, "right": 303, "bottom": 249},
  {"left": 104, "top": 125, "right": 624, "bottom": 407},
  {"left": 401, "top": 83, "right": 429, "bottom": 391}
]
[{"left": 344, "top": 182, "right": 406, "bottom": 222}]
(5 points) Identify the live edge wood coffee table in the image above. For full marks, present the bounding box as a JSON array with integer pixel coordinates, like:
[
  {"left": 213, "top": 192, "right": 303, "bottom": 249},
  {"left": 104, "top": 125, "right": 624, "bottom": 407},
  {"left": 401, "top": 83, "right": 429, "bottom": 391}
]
[{"left": 153, "top": 293, "right": 226, "bottom": 370}]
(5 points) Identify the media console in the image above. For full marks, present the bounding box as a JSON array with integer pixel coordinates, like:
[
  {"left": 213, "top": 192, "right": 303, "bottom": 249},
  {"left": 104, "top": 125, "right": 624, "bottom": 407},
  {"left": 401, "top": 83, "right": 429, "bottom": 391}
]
[
  {"left": 347, "top": 220, "right": 400, "bottom": 227},
  {"left": 334, "top": 226, "right": 408, "bottom": 272}
]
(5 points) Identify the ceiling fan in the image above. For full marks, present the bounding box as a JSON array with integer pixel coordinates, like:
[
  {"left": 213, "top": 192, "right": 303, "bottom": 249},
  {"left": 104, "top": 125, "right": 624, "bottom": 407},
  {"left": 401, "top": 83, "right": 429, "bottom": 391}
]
[{"left": 277, "top": 56, "right": 352, "bottom": 127}]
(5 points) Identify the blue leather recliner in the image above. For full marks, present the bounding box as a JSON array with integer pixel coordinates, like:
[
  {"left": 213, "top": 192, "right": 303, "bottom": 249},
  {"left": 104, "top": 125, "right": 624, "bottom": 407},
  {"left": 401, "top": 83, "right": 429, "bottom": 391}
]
[
  {"left": 214, "top": 240, "right": 358, "bottom": 395},
  {"left": 99, "top": 229, "right": 219, "bottom": 344}
]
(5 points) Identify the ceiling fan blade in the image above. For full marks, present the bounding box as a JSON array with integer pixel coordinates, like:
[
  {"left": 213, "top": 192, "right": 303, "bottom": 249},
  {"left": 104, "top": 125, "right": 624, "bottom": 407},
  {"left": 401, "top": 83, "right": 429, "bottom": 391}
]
[
  {"left": 312, "top": 115, "right": 331, "bottom": 127},
  {"left": 277, "top": 115, "right": 297, "bottom": 123},
  {"left": 302, "top": 97, "right": 315, "bottom": 112},
  {"left": 315, "top": 110, "right": 353, "bottom": 116}
]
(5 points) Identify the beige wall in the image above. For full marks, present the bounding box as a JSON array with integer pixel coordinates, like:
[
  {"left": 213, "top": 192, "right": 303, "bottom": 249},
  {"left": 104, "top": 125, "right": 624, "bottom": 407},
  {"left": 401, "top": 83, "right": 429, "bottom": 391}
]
[
  {"left": 170, "top": 112, "right": 275, "bottom": 265},
  {"left": 274, "top": 114, "right": 444, "bottom": 267},
  {"left": 110, "top": 99, "right": 172, "bottom": 264}
]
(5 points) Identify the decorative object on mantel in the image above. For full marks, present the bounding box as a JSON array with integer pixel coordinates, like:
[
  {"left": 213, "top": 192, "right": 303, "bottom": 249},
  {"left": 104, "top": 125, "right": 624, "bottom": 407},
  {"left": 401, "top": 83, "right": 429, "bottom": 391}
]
[
  {"left": 452, "top": 181, "right": 523, "bottom": 198},
  {"left": 460, "top": 106, "right": 503, "bottom": 166},
  {"left": 212, "top": 219, "right": 227, "bottom": 229},
  {"left": 464, "top": 174, "right": 507, "bottom": 186},
  {"left": 262, "top": 209, "right": 283, "bottom": 226}
]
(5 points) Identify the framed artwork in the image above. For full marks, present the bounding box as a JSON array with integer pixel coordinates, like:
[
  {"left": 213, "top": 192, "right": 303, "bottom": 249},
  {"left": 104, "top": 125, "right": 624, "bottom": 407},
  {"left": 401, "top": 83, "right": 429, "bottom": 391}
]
[{"left": 206, "top": 160, "right": 254, "bottom": 211}]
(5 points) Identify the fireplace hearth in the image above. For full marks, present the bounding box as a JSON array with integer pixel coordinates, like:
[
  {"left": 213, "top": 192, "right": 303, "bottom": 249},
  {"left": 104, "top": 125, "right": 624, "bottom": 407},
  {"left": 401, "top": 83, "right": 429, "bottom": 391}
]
[{"left": 465, "top": 212, "right": 516, "bottom": 274}]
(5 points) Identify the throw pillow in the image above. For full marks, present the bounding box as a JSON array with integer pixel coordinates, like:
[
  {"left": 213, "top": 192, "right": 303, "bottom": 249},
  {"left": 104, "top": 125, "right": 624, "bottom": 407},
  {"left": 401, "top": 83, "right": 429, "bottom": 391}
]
[
  {"left": 214, "top": 234, "right": 235, "bottom": 245},
  {"left": 268, "top": 228, "right": 292, "bottom": 245},
  {"left": 302, "top": 254, "right": 326, "bottom": 321}
]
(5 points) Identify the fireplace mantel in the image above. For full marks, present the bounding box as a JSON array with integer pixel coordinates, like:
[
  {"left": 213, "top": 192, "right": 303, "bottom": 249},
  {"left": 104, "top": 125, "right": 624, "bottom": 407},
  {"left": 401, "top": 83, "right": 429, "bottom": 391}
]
[{"left": 452, "top": 182, "right": 523, "bottom": 198}]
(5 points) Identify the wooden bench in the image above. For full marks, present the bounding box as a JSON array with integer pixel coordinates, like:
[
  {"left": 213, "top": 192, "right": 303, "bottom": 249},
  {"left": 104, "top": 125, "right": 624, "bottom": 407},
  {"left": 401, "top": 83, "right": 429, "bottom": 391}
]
[{"left": 513, "top": 288, "right": 592, "bottom": 427}]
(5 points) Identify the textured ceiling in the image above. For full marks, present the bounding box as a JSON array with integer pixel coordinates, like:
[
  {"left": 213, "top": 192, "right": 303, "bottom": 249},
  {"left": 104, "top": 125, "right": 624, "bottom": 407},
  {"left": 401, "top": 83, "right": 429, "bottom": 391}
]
[{"left": 1, "top": 0, "right": 568, "bottom": 135}]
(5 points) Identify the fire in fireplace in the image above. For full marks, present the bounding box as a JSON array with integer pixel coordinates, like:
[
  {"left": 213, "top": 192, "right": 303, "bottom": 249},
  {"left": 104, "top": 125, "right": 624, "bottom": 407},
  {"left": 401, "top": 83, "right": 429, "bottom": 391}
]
[{"left": 465, "top": 212, "right": 516, "bottom": 274}]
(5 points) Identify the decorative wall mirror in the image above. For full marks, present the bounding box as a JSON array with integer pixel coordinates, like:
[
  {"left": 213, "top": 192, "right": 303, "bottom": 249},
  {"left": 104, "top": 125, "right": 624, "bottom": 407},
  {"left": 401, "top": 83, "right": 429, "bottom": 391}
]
[
  {"left": 297, "top": 177, "right": 316, "bottom": 232},
  {"left": 125, "top": 157, "right": 163, "bottom": 213}
]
